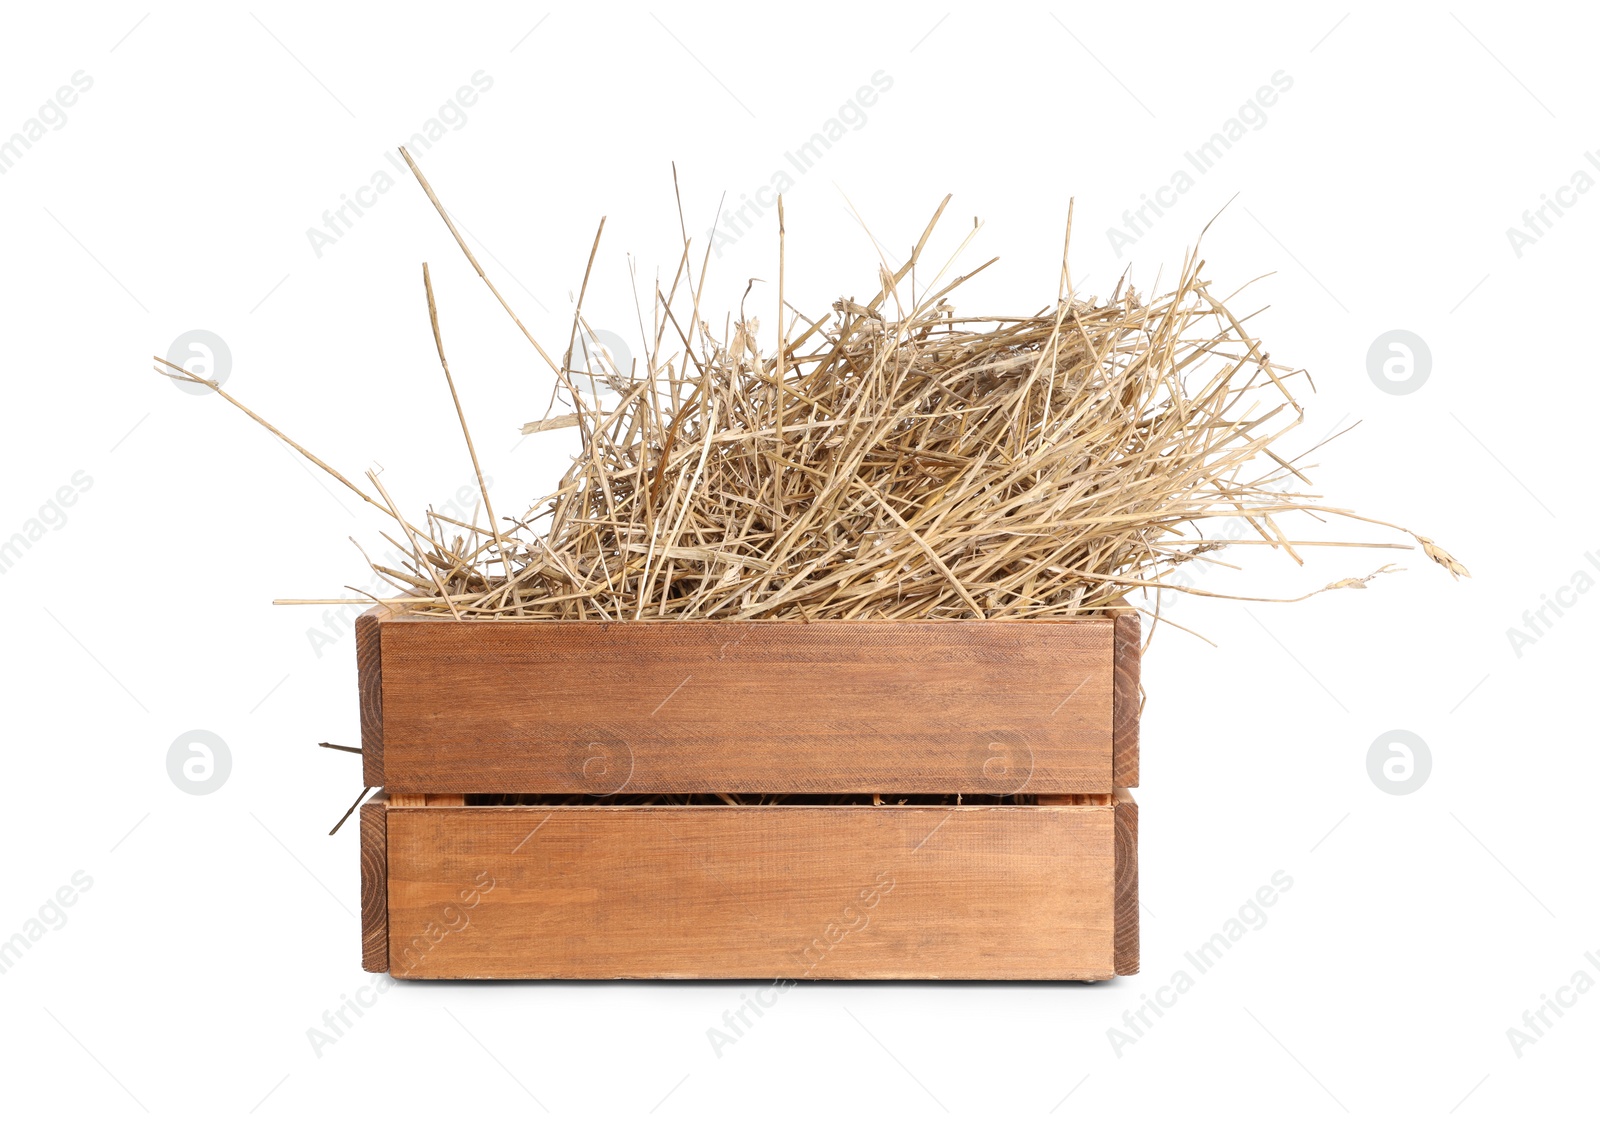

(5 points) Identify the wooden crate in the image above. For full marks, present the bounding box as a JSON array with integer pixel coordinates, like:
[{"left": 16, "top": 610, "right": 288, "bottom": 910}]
[{"left": 355, "top": 608, "right": 1141, "bottom": 980}]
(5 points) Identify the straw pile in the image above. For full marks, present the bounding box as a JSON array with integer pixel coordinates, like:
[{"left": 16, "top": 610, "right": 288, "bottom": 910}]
[{"left": 157, "top": 150, "right": 1465, "bottom": 625}]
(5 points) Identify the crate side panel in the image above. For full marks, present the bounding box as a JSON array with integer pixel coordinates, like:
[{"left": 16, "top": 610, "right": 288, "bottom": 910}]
[
  {"left": 380, "top": 619, "right": 1115, "bottom": 794},
  {"left": 386, "top": 805, "right": 1117, "bottom": 980}
]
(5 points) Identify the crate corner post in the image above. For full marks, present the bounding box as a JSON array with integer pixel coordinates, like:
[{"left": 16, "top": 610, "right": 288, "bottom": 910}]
[
  {"left": 1114, "top": 787, "right": 1138, "bottom": 976},
  {"left": 359, "top": 791, "right": 389, "bottom": 974}
]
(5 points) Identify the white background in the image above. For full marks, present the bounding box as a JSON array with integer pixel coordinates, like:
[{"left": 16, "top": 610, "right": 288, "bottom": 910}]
[{"left": 1, "top": 2, "right": 1593, "bottom": 1123}]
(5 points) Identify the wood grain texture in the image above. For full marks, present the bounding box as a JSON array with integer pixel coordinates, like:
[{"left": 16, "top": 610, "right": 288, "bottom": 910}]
[
  {"left": 359, "top": 795, "right": 388, "bottom": 973},
  {"left": 1114, "top": 788, "right": 1138, "bottom": 976},
  {"left": 386, "top": 804, "right": 1120, "bottom": 980},
  {"left": 356, "top": 607, "right": 387, "bottom": 788},
  {"left": 1111, "top": 609, "right": 1141, "bottom": 788},
  {"left": 379, "top": 617, "right": 1117, "bottom": 795}
]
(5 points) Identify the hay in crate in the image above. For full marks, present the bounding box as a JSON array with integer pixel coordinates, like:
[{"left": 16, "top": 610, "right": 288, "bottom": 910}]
[{"left": 157, "top": 150, "right": 1465, "bottom": 627}]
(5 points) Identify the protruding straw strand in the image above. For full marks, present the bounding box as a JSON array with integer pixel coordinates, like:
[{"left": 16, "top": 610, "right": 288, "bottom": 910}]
[{"left": 420, "top": 262, "right": 515, "bottom": 591}]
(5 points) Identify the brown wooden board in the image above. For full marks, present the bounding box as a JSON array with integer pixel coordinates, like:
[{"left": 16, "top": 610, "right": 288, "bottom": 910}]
[
  {"left": 383, "top": 800, "right": 1133, "bottom": 980},
  {"left": 1113, "top": 788, "right": 1139, "bottom": 975},
  {"left": 1111, "top": 609, "right": 1141, "bottom": 788},
  {"left": 359, "top": 795, "right": 388, "bottom": 972},
  {"left": 356, "top": 607, "right": 386, "bottom": 788},
  {"left": 363, "top": 614, "right": 1128, "bottom": 795}
]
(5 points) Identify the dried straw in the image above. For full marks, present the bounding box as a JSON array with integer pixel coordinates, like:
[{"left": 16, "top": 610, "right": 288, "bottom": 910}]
[{"left": 157, "top": 150, "right": 1466, "bottom": 626}]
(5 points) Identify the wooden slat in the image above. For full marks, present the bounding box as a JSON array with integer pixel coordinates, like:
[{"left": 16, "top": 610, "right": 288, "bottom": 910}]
[
  {"left": 1111, "top": 609, "right": 1140, "bottom": 788},
  {"left": 359, "top": 795, "right": 388, "bottom": 972},
  {"left": 1114, "top": 788, "right": 1138, "bottom": 976},
  {"left": 379, "top": 618, "right": 1117, "bottom": 794},
  {"left": 355, "top": 607, "right": 387, "bottom": 788},
  {"left": 386, "top": 804, "right": 1119, "bottom": 980}
]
